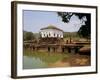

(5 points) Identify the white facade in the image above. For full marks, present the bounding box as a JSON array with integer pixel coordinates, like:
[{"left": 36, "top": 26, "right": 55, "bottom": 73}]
[{"left": 40, "top": 29, "right": 63, "bottom": 38}]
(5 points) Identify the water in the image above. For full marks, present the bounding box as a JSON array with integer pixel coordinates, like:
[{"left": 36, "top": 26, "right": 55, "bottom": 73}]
[
  {"left": 23, "top": 50, "right": 69, "bottom": 69},
  {"left": 23, "top": 50, "right": 90, "bottom": 69},
  {"left": 23, "top": 56, "right": 47, "bottom": 69}
]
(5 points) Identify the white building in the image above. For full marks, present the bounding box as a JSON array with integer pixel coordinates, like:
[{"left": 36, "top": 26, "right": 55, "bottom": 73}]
[{"left": 40, "top": 25, "right": 63, "bottom": 38}]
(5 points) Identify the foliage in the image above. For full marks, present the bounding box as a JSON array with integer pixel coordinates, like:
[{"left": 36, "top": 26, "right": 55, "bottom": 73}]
[
  {"left": 24, "top": 49, "right": 69, "bottom": 63},
  {"left": 57, "top": 12, "right": 91, "bottom": 38},
  {"left": 24, "top": 31, "right": 34, "bottom": 41},
  {"left": 63, "top": 32, "right": 80, "bottom": 38}
]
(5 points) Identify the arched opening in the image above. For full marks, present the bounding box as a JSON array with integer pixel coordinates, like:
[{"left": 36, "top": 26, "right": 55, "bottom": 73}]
[
  {"left": 57, "top": 34, "right": 59, "bottom": 38},
  {"left": 54, "top": 33, "right": 55, "bottom": 37},
  {"left": 49, "top": 32, "right": 51, "bottom": 37}
]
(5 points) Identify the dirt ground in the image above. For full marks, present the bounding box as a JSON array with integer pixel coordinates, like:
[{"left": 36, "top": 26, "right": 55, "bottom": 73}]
[{"left": 48, "top": 54, "right": 90, "bottom": 67}]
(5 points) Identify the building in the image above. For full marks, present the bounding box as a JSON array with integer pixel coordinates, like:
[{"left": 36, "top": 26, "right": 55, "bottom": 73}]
[{"left": 40, "top": 25, "right": 63, "bottom": 38}]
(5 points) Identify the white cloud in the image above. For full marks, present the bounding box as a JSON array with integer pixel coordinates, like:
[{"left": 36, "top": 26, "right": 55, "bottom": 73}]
[{"left": 62, "top": 14, "right": 87, "bottom": 32}]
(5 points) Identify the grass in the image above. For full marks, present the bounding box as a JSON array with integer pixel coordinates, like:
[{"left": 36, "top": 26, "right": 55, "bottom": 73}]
[
  {"left": 24, "top": 49, "right": 70, "bottom": 63},
  {"left": 23, "top": 49, "right": 90, "bottom": 68}
]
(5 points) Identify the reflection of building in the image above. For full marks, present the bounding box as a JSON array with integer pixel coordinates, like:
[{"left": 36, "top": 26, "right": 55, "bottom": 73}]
[{"left": 40, "top": 25, "right": 63, "bottom": 38}]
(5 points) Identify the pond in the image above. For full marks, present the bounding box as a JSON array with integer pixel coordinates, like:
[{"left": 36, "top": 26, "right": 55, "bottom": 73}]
[
  {"left": 23, "top": 49, "right": 90, "bottom": 69},
  {"left": 23, "top": 56, "right": 47, "bottom": 69},
  {"left": 23, "top": 50, "right": 71, "bottom": 69}
]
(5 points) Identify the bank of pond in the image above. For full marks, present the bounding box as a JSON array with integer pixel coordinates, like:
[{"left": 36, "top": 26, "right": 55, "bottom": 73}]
[{"left": 23, "top": 49, "right": 90, "bottom": 69}]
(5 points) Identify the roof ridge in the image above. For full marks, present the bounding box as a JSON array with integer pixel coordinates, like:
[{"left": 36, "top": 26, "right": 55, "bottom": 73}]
[{"left": 40, "top": 25, "right": 63, "bottom": 32}]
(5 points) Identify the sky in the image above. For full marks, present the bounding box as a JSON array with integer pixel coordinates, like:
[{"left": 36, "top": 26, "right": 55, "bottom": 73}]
[{"left": 23, "top": 10, "right": 87, "bottom": 33}]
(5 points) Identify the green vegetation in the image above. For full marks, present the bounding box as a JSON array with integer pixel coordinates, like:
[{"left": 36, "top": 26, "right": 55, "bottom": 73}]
[
  {"left": 23, "top": 31, "right": 40, "bottom": 41},
  {"left": 24, "top": 49, "right": 69, "bottom": 63},
  {"left": 24, "top": 31, "right": 35, "bottom": 41},
  {"left": 23, "top": 49, "right": 90, "bottom": 69},
  {"left": 63, "top": 32, "right": 80, "bottom": 38}
]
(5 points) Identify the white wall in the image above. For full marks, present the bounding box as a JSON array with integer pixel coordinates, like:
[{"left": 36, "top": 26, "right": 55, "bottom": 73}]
[
  {"left": 0, "top": 0, "right": 100, "bottom": 80},
  {"left": 40, "top": 29, "right": 63, "bottom": 38}
]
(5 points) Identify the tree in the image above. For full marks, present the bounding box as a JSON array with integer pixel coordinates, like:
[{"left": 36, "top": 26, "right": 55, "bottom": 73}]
[
  {"left": 24, "top": 31, "right": 34, "bottom": 41},
  {"left": 57, "top": 12, "right": 91, "bottom": 38}
]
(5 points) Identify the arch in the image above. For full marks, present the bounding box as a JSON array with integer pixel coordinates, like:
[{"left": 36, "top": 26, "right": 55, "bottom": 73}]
[
  {"left": 49, "top": 32, "right": 51, "bottom": 37},
  {"left": 54, "top": 33, "right": 55, "bottom": 37},
  {"left": 57, "top": 34, "right": 59, "bottom": 38}
]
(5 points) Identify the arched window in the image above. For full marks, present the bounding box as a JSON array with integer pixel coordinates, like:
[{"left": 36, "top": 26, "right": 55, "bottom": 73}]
[
  {"left": 49, "top": 32, "right": 51, "bottom": 37},
  {"left": 44, "top": 34, "right": 45, "bottom": 37},
  {"left": 57, "top": 34, "right": 59, "bottom": 38},
  {"left": 54, "top": 33, "right": 55, "bottom": 37}
]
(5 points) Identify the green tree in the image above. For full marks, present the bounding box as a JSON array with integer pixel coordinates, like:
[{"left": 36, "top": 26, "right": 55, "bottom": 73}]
[
  {"left": 24, "top": 31, "right": 34, "bottom": 41},
  {"left": 57, "top": 12, "right": 91, "bottom": 38}
]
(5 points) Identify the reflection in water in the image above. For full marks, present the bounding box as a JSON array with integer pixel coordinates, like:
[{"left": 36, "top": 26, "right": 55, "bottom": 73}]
[
  {"left": 23, "top": 50, "right": 90, "bottom": 69},
  {"left": 23, "top": 56, "right": 47, "bottom": 69}
]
